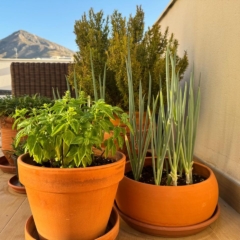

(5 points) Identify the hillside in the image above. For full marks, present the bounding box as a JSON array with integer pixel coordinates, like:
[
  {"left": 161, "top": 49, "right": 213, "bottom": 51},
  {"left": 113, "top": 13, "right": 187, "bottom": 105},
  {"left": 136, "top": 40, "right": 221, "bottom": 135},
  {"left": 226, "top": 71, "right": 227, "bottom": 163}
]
[{"left": 0, "top": 30, "right": 75, "bottom": 58}]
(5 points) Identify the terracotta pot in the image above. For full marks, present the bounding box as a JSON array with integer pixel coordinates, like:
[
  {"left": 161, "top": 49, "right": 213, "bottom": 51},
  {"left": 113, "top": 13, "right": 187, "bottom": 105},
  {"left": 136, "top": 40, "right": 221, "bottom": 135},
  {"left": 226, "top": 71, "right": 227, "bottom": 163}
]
[
  {"left": 115, "top": 158, "right": 219, "bottom": 236},
  {"left": 25, "top": 206, "right": 120, "bottom": 240},
  {"left": 18, "top": 150, "right": 126, "bottom": 240},
  {"left": 111, "top": 111, "right": 147, "bottom": 128},
  {"left": 103, "top": 130, "right": 129, "bottom": 158},
  {"left": 0, "top": 117, "right": 17, "bottom": 165},
  {"left": 0, "top": 156, "right": 16, "bottom": 174},
  {"left": 106, "top": 112, "right": 149, "bottom": 159}
]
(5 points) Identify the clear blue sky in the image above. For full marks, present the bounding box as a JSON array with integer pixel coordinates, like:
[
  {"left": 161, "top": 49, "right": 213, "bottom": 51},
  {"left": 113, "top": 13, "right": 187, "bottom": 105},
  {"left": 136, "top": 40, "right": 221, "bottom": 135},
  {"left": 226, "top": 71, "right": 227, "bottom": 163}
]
[{"left": 1, "top": 0, "right": 170, "bottom": 52}]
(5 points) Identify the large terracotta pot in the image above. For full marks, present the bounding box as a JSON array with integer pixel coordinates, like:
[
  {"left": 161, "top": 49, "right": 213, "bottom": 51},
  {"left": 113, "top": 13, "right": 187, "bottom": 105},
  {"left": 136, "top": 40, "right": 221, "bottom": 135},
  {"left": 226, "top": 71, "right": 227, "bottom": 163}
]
[
  {"left": 0, "top": 117, "right": 17, "bottom": 165},
  {"left": 18, "top": 150, "right": 126, "bottom": 240},
  {"left": 115, "top": 158, "right": 219, "bottom": 236}
]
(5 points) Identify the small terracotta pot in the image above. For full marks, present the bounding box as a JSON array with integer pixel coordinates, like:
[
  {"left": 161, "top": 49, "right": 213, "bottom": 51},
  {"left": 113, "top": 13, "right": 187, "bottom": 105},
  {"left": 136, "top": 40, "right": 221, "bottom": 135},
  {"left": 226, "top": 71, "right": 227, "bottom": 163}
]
[
  {"left": 18, "top": 149, "right": 126, "bottom": 240},
  {"left": 0, "top": 117, "right": 18, "bottom": 165},
  {"left": 104, "top": 130, "right": 129, "bottom": 158},
  {"left": 106, "top": 112, "right": 149, "bottom": 159},
  {"left": 0, "top": 156, "right": 16, "bottom": 174},
  {"left": 115, "top": 158, "right": 219, "bottom": 236}
]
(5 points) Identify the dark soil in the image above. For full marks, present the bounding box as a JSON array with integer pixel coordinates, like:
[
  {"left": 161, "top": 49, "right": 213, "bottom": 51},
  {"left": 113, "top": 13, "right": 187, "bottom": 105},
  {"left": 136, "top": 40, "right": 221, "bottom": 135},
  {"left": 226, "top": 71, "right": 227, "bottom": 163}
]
[
  {"left": 125, "top": 165, "right": 206, "bottom": 186},
  {"left": 34, "top": 155, "right": 116, "bottom": 168},
  {"left": 89, "top": 155, "right": 116, "bottom": 167}
]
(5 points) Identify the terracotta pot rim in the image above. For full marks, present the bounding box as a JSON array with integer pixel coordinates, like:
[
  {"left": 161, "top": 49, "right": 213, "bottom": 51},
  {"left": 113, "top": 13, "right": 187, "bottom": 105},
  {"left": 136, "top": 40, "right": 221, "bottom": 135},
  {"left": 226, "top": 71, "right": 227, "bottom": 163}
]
[
  {"left": 0, "top": 156, "right": 16, "bottom": 173},
  {"left": 0, "top": 116, "right": 15, "bottom": 123},
  {"left": 18, "top": 151, "right": 125, "bottom": 173},
  {"left": 124, "top": 161, "right": 213, "bottom": 188}
]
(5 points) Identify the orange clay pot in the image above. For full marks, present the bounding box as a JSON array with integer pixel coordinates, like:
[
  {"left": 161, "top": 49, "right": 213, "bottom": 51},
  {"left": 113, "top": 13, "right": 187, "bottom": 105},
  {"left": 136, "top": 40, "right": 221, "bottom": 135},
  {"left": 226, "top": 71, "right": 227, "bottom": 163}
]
[
  {"left": 106, "top": 112, "right": 149, "bottom": 159},
  {"left": 0, "top": 117, "right": 17, "bottom": 165},
  {"left": 115, "top": 158, "right": 218, "bottom": 231},
  {"left": 18, "top": 149, "right": 126, "bottom": 240}
]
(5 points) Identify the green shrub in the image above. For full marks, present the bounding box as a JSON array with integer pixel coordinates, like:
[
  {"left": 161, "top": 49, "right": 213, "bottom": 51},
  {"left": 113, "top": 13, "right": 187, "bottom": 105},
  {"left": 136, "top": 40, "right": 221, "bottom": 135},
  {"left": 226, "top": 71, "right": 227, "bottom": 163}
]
[{"left": 69, "top": 6, "right": 188, "bottom": 110}]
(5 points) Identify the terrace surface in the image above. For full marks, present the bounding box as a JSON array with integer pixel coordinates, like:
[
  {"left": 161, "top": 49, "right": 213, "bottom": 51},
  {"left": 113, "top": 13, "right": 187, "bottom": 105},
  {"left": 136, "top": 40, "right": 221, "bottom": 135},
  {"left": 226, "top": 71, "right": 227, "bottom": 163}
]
[{"left": 1, "top": 151, "right": 240, "bottom": 240}]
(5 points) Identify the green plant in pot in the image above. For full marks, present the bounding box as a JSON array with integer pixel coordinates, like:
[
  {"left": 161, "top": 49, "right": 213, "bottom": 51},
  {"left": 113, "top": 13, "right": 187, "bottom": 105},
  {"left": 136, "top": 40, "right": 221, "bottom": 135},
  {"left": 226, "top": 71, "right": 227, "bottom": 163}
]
[
  {"left": 13, "top": 88, "right": 130, "bottom": 240},
  {"left": 115, "top": 48, "right": 219, "bottom": 238},
  {"left": 0, "top": 94, "right": 52, "bottom": 166}
]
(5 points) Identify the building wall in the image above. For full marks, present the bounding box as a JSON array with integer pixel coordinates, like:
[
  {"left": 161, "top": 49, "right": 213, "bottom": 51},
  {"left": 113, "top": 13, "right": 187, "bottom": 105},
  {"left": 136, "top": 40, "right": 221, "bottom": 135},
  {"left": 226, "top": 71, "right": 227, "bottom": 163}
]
[
  {"left": 0, "top": 58, "right": 73, "bottom": 90},
  {"left": 157, "top": 0, "right": 240, "bottom": 183}
]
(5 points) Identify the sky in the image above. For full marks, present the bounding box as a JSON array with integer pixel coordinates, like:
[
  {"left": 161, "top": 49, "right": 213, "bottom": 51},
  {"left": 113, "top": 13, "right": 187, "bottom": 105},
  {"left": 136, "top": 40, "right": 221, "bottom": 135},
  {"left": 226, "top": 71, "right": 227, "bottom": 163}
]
[{"left": 1, "top": 0, "right": 170, "bottom": 52}]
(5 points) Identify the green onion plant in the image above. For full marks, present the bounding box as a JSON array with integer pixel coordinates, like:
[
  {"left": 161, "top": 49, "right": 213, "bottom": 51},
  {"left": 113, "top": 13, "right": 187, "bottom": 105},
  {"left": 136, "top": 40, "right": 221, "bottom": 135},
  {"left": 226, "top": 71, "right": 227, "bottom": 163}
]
[
  {"left": 150, "top": 47, "right": 200, "bottom": 186},
  {"left": 125, "top": 48, "right": 152, "bottom": 181}
]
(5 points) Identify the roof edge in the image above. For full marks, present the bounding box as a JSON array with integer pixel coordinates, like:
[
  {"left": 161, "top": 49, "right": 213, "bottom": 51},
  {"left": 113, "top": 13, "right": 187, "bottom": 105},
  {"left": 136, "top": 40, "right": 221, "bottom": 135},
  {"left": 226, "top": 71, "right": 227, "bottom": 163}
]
[{"left": 154, "top": 0, "right": 177, "bottom": 25}]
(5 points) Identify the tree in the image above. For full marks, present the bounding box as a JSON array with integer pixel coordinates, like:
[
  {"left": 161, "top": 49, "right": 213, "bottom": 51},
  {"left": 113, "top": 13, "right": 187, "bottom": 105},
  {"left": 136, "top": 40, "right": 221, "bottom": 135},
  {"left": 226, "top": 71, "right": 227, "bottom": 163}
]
[{"left": 69, "top": 6, "right": 188, "bottom": 110}]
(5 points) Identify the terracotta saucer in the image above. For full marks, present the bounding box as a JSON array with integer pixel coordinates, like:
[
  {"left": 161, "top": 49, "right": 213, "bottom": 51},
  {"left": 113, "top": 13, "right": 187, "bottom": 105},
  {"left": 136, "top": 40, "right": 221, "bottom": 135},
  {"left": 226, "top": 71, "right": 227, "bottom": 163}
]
[
  {"left": 0, "top": 156, "right": 16, "bottom": 174},
  {"left": 25, "top": 206, "right": 120, "bottom": 240},
  {"left": 8, "top": 175, "right": 26, "bottom": 194},
  {"left": 115, "top": 202, "right": 220, "bottom": 238}
]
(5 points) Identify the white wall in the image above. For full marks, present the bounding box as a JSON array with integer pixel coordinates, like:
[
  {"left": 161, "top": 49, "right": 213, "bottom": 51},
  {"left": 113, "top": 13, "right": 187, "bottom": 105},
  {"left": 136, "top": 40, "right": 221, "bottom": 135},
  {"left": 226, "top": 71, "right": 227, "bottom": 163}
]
[
  {"left": 157, "top": 0, "right": 240, "bottom": 182},
  {"left": 0, "top": 58, "right": 73, "bottom": 90}
]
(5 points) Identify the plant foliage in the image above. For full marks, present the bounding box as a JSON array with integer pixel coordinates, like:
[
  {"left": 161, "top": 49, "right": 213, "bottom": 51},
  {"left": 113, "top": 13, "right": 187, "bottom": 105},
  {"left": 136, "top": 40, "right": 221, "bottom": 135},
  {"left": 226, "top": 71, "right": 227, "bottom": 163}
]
[
  {"left": 69, "top": 6, "right": 188, "bottom": 110},
  {"left": 149, "top": 48, "right": 201, "bottom": 186},
  {"left": 13, "top": 91, "right": 130, "bottom": 168},
  {"left": 0, "top": 94, "right": 53, "bottom": 119}
]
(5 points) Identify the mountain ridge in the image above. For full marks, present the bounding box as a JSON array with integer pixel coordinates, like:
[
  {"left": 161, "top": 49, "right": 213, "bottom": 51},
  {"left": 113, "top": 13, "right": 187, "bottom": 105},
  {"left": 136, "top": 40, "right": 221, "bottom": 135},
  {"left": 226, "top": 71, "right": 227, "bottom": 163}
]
[{"left": 0, "top": 30, "right": 75, "bottom": 59}]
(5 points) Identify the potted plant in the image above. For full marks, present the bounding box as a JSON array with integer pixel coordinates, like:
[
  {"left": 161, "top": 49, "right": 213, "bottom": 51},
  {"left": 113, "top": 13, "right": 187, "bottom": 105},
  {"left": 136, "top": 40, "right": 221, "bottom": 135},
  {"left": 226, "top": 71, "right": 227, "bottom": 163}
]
[
  {"left": 13, "top": 88, "right": 130, "bottom": 239},
  {"left": 115, "top": 48, "right": 219, "bottom": 237},
  {"left": 7, "top": 137, "right": 26, "bottom": 194},
  {"left": 0, "top": 94, "right": 52, "bottom": 166}
]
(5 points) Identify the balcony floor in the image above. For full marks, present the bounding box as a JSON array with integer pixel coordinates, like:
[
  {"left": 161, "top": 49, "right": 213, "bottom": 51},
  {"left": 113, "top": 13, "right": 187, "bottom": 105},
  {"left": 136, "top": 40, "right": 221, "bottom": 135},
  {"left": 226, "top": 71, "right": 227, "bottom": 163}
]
[{"left": 0, "top": 160, "right": 240, "bottom": 240}]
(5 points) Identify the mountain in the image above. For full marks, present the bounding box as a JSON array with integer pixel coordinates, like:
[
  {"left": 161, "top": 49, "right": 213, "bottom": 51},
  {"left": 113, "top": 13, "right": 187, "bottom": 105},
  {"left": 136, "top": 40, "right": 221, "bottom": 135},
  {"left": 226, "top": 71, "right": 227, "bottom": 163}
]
[{"left": 0, "top": 30, "right": 75, "bottom": 58}]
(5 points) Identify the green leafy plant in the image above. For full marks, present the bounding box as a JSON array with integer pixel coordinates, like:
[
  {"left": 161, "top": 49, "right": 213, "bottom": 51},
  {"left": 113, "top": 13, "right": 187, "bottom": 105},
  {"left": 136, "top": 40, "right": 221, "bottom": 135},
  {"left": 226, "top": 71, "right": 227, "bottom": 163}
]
[
  {"left": 11, "top": 137, "right": 26, "bottom": 157},
  {"left": 0, "top": 94, "right": 53, "bottom": 119},
  {"left": 13, "top": 90, "right": 130, "bottom": 168}
]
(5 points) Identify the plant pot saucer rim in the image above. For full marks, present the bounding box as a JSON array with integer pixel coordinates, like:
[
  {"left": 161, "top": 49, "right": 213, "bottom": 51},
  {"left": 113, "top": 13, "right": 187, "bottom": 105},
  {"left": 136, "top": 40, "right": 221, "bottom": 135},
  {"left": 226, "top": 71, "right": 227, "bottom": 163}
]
[
  {"left": 0, "top": 156, "right": 16, "bottom": 173},
  {"left": 25, "top": 206, "right": 120, "bottom": 240},
  {"left": 8, "top": 175, "right": 26, "bottom": 194},
  {"left": 114, "top": 201, "right": 220, "bottom": 236}
]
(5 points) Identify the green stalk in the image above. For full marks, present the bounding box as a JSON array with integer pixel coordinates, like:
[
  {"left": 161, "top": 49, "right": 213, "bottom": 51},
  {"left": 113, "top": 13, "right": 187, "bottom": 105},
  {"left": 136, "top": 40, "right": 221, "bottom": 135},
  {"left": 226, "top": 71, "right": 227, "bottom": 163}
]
[
  {"left": 181, "top": 71, "right": 201, "bottom": 184},
  {"left": 163, "top": 48, "right": 188, "bottom": 186},
  {"left": 125, "top": 47, "right": 152, "bottom": 181}
]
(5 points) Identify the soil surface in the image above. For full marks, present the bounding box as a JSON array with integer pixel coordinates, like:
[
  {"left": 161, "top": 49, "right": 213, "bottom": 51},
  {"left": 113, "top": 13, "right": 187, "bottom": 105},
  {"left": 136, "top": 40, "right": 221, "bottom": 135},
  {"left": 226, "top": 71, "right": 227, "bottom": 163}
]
[
  {"left": 35, "top": 155, "right": 116, "bottom": 168},
  {"left": 89, "top": 155, "right": 116, "bottom": 167},
  {"left": 125, "top": 165, "right": 206, "bottom": 186}
]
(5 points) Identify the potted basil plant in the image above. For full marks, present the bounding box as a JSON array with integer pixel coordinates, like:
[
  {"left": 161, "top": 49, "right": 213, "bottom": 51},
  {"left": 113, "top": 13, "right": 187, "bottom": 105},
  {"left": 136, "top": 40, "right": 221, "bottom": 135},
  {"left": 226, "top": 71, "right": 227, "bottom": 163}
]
[{"left": 13, "top": 89, "right": 130, "bottom": 240}]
